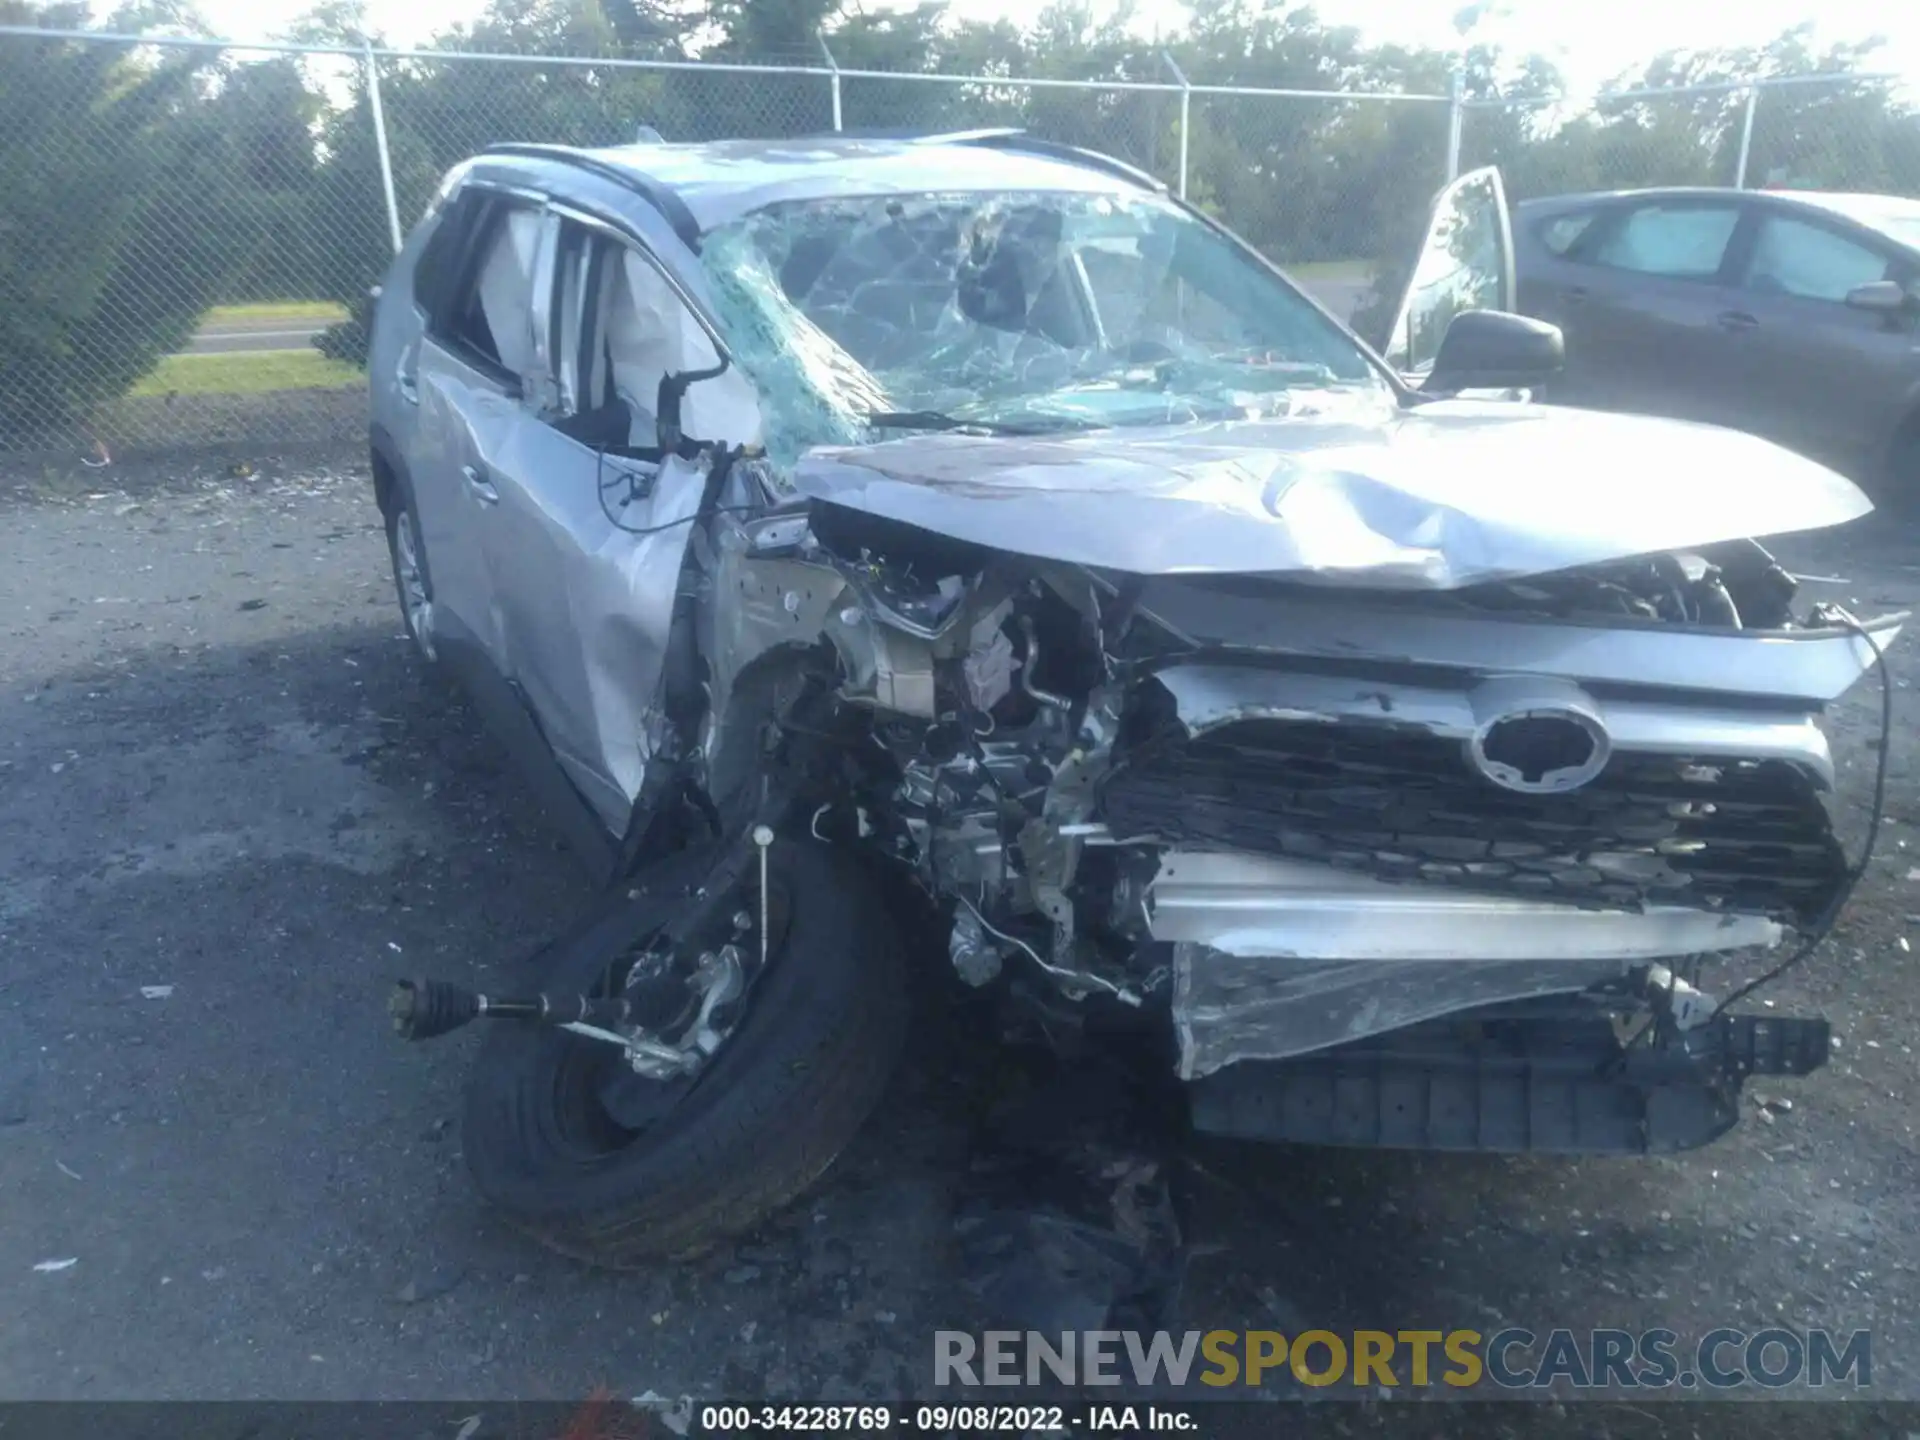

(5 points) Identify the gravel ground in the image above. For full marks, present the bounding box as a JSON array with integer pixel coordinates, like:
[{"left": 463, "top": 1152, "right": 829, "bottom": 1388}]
[{"left": 3, "top": 446, "right": 1920, "bottom": 1417}]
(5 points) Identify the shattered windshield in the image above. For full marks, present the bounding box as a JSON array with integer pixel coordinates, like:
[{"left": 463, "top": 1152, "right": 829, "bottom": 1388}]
[{"left": 698, "top": 190, "right": 1388, "bottom": 463}]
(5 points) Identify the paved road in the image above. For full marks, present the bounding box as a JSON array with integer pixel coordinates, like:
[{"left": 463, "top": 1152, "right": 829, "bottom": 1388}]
[
  {"left": 187, "top": 317, "right": 329, "bottom": 356},
  {"left": 172, "top": 281, "right": 1365, "bottom": 359},
  {"left": 186, "top": 290, "right": 1363, "bottom": 357},
  {"left": 1294, "top": 274, "right": 1371, "bottom": 323},
  {"left": 1, "top": 448, "right": 1918, "bottom": 1414}
]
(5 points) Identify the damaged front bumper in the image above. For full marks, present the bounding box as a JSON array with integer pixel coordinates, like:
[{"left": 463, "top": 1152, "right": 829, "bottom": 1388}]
[
  {"left": 1086, "top": 613, "right": 1891, "bottom": 1151},
  {"left": 712, "top": 471, "right": 1893, "bottom": 1159},
  {"left": 1154, "top": 851, "right": 1781, "bottom": 1078}
]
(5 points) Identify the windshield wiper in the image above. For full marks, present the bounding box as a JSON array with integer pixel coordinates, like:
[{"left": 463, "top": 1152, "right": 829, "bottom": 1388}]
[{"left": 862, "top": 409, "right": 1102, "bottom": 437}]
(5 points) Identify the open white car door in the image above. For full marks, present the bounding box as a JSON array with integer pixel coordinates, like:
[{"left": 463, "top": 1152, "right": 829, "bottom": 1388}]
[{"left": 1381, "top": 166, "right": 1517, "bottom": 382}]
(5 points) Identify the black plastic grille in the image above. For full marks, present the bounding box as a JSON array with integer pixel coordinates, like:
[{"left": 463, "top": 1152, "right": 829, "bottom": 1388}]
[{"left": 1101, "top": 720, "right": 1845, "bottom": 924}]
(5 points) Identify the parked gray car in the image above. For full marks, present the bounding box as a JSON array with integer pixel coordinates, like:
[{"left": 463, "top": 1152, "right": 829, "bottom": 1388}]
[
  {"left": 1514, "top": 187, "right": 1920, "bottom": 493},
  {"left": 368, "top": 135, "right": 1899, "bottom": 1267}
]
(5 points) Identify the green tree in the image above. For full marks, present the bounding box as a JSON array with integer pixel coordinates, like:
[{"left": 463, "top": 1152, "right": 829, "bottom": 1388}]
[
  {"left": 208, "top": 58, "right": 330, "bottom": 301},
  {"left": 0, "top": 2, "right": 264, "bottom": 437},
  {"left": 287, "top": 0, "right": 1920, "bottom": 383}
]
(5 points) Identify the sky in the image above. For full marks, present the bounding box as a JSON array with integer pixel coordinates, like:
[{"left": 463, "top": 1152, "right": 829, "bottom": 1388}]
[{"left": 176, "top": 0, "right": 1920, "bottom": 98}]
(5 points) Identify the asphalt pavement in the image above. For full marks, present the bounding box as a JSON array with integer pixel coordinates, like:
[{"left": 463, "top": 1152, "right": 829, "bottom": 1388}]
[
  {"left": 186, "top": 316, "right": 329, "bottom": 356},
  {"left": 2, "top": 445, "right": 1919, "bottom": 1410}
]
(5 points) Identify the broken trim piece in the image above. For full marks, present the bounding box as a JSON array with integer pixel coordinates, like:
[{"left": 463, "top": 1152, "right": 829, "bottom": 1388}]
[
  {"left": 1147, "top": 850, "right": 1782, "bottom": 962},
  {"left": 1170, "top": 947, "right": 1636, "bottom": 1077}
]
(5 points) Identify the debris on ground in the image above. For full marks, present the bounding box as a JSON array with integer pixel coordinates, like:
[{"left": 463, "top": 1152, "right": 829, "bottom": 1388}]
[
  {"left": 954, "top": 1051, "right": 1187, "bottom": 1336},
  {"left": 32, "top": 1258, "right": 77, "bottom": 1273},
  {"left": 140, "top": 984, "right": 174, "bottom": 1000},
  {"left": 624, "top": 1391, "right": 691, "bottom": 1437},
  {"left": 396, "top": 1263, "right": 466, "bottom": 1304}
]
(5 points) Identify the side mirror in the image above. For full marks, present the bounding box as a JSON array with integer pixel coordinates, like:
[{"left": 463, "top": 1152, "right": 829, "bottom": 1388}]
[
  {"left": 654, "top": 362, "right": 728, "bottom": 452},
  {"left": 1845, "top": 279, "right": 1913, "bottom": 314},
  {"left": 1421, "top": 310, "right": 1564, "bottom": 395},
  {"left": 656, "top": 371, "right": 688, "bottom": 451}
]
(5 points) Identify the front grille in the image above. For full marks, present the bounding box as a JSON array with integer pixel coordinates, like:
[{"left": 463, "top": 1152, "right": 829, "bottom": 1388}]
[{"left": 1100, "top": 720, "right": 1845, "bottom": 924}]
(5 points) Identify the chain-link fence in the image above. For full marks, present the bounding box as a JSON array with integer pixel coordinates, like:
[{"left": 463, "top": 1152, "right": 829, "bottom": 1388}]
[
  {"left": 0, "top": 21, "right": 1912, "bottom": 462},
  {"left": 1459, "top": 71, "right": 1920, "bottom": 198}
]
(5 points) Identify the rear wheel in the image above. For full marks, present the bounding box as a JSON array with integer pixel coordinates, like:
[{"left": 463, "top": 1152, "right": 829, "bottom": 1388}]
[
  {"left": 461, "top": 841, "right": 910, "bottom": 1266},
  {"left": 382, "top": 472, "right": 436, "bottom": 663}
]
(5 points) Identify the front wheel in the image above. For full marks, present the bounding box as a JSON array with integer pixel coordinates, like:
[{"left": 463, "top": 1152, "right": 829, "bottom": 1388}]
[{"left": 461, "top": 841, "right": 909, "bottom": 1266}]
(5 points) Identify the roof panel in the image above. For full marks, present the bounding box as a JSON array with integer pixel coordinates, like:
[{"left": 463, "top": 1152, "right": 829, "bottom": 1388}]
[{"left": 574, "top": 136, "right": 1146, "bottom": 229}]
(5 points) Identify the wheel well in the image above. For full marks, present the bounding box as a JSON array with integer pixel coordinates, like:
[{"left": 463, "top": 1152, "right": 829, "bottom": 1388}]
[
  {"left": 702, "top": 648, "right": 824, "bottom": 820},
  {"left": 1897, "top": 401, "right": 1920, "bottom": 452},
  {"left": 369, "top": 439, "right": 401, "bottom": 518}
]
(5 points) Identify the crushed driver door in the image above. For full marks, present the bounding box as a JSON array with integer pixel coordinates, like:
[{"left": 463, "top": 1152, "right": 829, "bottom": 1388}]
[{"left": 476, "top": 202, "right": 762, "bottom": 838}]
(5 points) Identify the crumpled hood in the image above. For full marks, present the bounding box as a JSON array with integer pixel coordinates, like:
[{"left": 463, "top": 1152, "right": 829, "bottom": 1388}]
[{"left": 791, "top": 398, "right": 1872, "bottom": 589}]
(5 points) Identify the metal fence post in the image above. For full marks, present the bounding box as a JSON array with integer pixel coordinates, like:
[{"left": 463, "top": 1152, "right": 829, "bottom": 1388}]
[
  {"left": 1161, "top": 51, "right": 1191, "bottom": 199},
  {"left": 363, "top": 42, "right": 403, "bottom": 255},
  {"left": 1734, "top": 83, "right": 1759, "bottom": 188},
  {"left": 818, "top": 34, "right": 842, "bottom": 132},
  {"left": 1445, "top": 67, "right": 1464, "bottom": 182}
]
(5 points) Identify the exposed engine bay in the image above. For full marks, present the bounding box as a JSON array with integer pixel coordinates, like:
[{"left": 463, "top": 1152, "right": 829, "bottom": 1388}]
[{"left": 649, "top": 449, "right": 1900, "bottom": 1154}]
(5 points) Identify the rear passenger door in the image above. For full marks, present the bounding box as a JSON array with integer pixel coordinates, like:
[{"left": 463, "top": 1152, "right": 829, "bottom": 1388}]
[
  {"left": 1548, "top": 198, "right": 1747, "bottom": 423},
  {"left": 1720, "top": 208, "right": 1920, "bottom": 471},
  {"left": 406, "top": 186, "right": 547, "bottom": 670}
]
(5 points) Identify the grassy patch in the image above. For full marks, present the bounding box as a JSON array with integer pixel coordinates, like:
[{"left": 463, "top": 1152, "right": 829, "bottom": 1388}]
[
  {"left": 132, "top": 350, "right": 363, "bottom": 398},
  {"left": 204, "top": 300, "right": 350, "bottom": 325}
]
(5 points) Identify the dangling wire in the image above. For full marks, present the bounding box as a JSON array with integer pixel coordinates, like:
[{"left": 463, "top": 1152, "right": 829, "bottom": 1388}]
[
  {"left": 1716, "top": 615, "right": 1893, "bottom": 1014},
  {"left": 595, "top": 444, "right": 756, "bottom": 538}
]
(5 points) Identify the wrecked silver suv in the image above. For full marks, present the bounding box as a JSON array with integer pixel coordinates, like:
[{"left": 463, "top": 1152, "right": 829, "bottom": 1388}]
[{"left": 371, "top": 133, "right": 1898, "bottom": 1266}]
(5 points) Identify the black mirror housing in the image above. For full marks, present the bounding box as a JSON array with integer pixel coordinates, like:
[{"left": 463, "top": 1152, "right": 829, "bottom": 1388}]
[
  {"left": 654, "top": 361, "right": 731, "bottom": 452},
  {"left": 1421, "top": 309, "right": 1564, "bottom": 395},
  {"left": 1381, "top": 167, "right": 1515, "bottom": 374}
]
